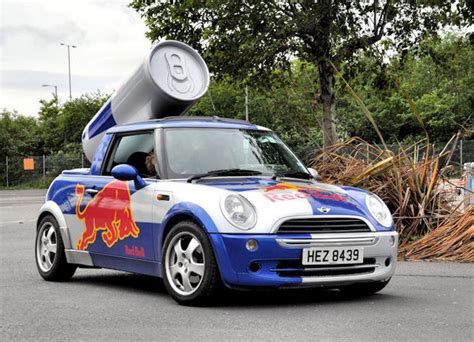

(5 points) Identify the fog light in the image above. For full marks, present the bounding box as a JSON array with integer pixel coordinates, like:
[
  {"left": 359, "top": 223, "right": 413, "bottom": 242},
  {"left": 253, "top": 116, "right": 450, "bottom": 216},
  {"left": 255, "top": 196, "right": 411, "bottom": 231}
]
[
  {"left": 249, "top": 262, "right": 261, "bottom": 272},
  {"left": 385, "top": 257, "right": 391, "bottom": 267},
  {"left": 389, "top": 235, "right": 396, "bottom": 247},
  {"left": 246, "top": 239, "right": 258, "bottom": 251}
]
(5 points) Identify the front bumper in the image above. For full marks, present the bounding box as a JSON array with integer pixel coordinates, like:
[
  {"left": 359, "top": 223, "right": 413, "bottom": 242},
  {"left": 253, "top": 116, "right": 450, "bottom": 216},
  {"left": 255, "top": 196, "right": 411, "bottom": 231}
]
[{"left": 209, "top": 231, "right": 398, "bottom": 289}]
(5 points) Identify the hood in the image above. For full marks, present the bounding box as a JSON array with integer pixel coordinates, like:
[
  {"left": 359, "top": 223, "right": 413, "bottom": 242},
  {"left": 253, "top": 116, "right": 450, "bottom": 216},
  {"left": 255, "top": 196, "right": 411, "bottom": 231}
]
[
  {"left": 201, "top": 177, "right": 369, "bottom": 218},
  {"left": 164, "top": 177, "right": 390, "bottom": 234}
]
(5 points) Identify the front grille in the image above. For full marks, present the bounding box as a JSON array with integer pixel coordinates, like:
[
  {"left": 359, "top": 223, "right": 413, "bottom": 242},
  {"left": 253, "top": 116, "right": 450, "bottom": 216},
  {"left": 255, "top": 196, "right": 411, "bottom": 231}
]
[
  {"left": 277, "top": 217, "right": 371, "bottom": 234},
  {"left": 274, "top": 258, "right": 377, "bottom": 278}
]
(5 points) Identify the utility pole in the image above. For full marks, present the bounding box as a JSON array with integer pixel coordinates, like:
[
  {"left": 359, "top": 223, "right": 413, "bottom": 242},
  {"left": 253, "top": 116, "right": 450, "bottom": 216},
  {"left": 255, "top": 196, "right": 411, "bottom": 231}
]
[
  {"left": 41, "top": 84, "right": 58, "bottom": 100},
  {"left": 5, "top": 156, "right": 8, "bottom": 188},
  {"left": 42, "top": 155, "right": 46, "bottom": 182},
  {"left": 245, "top": 86, "right": 249, "bottom": 122},
  {"left": 60, "top": 43, "right": 77, "bottom": 100}
]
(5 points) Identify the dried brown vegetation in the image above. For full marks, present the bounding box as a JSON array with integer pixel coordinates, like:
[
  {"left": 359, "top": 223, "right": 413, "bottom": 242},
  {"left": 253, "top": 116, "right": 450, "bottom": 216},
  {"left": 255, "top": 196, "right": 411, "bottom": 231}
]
[
  {"left": 309, "top": 137, "right": 473, "bottom": 262},
  {"left": 399, "top": 207, "right": 473, "bottom": 262}
]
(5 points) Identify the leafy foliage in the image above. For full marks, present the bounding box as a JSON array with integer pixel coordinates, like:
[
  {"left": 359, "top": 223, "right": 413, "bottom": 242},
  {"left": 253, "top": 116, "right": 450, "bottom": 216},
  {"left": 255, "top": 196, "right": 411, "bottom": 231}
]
[
  {"left": 181, "top": 35, "right": 472, "bottom": 159},
  {"left": 60, "top": 93, "right": 110, "bottom": 148},
  {"left": 38, "top": 91, "right": 109, "bottom": 154},
  {"left": 188, "top": 62, "right": 323, "bottom": 160},
  {"left": 0, "top": 92, "right": 108, "bottom": 159},
  {"left": 339, "top": 34, "right": 473, "bottom": 143},
  {"left": 0, "top": 109, "right": 42, "bottom": 159},
  {"left": 130, "top": 0, "right": 471, "bottom": 147}
]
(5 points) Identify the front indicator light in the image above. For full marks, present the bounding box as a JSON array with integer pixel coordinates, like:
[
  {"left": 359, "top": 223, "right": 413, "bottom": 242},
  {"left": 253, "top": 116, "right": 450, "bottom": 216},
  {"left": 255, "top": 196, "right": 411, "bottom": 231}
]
[
  {"left": 246, "top": 239, "right": 258, "bottom": 251},
  {"left": 389, "top": 235, "right": 396, "bottom": 246}
]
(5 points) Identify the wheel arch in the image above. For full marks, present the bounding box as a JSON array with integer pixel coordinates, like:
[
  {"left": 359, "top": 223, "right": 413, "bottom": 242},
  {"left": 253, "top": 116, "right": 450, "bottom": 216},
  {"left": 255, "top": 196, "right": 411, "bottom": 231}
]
[
  {"left": 37, "top": 201, "right": 72, "bottom": 249},
  {"left": 157, "top": 202, "right": 219, "bottom": 260}
]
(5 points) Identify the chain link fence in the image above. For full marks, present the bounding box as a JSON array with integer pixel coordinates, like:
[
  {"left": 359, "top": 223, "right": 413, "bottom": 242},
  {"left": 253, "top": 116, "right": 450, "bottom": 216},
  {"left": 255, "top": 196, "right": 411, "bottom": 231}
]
[
  {"left": 0, "top": 153, "right": 90, "bottom": 188},
  {"left": 0, "top": 140, "right": 472, "bottom": 188}
]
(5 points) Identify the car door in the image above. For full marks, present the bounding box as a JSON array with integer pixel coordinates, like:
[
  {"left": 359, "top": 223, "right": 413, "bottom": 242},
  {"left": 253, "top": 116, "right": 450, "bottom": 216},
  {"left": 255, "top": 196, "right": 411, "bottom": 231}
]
[{"left": 68, "top": 131, "right": 156, "bottom": 261}]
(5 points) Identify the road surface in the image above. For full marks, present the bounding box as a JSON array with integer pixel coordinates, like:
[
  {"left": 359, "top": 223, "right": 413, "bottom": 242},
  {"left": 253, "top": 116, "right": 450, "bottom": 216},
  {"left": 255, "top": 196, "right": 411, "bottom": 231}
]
[{"left": 1, "top": 189, "right": 473, "bottom": 341}]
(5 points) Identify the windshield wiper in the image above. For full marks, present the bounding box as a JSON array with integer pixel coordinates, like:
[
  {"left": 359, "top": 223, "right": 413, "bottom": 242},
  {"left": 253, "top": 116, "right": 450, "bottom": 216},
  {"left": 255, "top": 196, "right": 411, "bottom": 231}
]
[
  {"left": 276, "top": 171, "right": 313, "bottom": 180},
  {"left": 187, "top": 169, "right": 263, "bottom": 183}
]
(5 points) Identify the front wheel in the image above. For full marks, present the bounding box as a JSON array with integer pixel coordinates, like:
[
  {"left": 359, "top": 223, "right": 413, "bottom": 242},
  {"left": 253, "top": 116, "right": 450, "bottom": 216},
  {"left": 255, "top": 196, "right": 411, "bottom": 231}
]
[
  {"left": 35, "top": 215, "right": 76, "bottom": 281},
  {"left": 162, "top": 221, "right": 221, "bottom": 305},
  {"left": 339, "top": 278, "right": 391, "bottom": 296}
]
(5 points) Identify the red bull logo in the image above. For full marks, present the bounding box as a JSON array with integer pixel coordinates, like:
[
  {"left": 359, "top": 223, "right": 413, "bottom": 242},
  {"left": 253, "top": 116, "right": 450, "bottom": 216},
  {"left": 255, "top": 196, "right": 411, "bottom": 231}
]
[
  {"left": 75, "top": 180, "right": 140, "bottom": 250},
  {"left": 261, "top": 182, "right": 350, "bottom": 203},
  {"left": 125, "top": 245, "right": 145, "bottom": 258},
  {"left": 262, "top": 183, "right": 309, "bottom": 192}
]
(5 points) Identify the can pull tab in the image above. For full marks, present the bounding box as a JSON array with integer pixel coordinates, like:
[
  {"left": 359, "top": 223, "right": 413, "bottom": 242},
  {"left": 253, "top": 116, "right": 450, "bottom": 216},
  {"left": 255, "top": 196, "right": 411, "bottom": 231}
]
[{"left": 165, "top": 52, "right": 194, "bottom": 94}]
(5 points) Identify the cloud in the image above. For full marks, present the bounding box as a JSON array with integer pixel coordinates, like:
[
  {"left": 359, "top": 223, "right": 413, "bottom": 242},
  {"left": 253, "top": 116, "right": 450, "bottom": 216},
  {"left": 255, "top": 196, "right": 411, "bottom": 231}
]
[
  {"left": 0, "top": 0, "right": 150, "bottom": 116},
  {"left": 0, "top": 22, "right": 87, "bottom": 46},
  {"left": 1, "top": 69, "right": 119, "bottom": 93},
  {"left": 0, "top": 69, "right": 120, "bottom": 115}
]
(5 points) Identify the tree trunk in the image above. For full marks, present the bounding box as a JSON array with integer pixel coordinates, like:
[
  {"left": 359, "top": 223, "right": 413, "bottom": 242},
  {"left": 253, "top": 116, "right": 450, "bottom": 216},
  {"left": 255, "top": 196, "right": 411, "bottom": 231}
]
[{"left": 318, "top": 59, "right": 337, "bottom": 148}]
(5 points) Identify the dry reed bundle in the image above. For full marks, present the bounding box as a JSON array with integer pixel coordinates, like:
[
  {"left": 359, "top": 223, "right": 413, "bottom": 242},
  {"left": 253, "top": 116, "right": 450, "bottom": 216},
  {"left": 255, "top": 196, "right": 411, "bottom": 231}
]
[
  {"left": 321, "top": 63, "right": 472, "bottom": 261},
  {"left": 399, "top": 206, "right": 474, "bottom": 262},
  {"left": 309, "top": 137, "right": 461, "bottom": 248}
]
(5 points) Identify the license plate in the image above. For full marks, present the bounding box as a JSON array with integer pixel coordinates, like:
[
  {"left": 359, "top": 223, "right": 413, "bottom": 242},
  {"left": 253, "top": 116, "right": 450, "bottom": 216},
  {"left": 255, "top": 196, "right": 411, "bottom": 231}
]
[{"left": 302, "top": 247, "right": 363, "bottom": 265}]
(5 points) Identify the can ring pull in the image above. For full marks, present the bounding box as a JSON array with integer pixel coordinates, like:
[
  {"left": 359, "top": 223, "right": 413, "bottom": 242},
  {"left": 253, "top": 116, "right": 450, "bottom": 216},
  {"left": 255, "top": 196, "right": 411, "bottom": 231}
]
[{"left": 165, "top": 52, "right": 194, "bottom": 94}]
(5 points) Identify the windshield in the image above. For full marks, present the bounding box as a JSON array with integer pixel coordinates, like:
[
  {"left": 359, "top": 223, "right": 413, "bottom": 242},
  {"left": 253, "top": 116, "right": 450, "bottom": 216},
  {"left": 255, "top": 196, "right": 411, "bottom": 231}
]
[{"left": 162, "top": 128, "right": 308, "bottom": 179}]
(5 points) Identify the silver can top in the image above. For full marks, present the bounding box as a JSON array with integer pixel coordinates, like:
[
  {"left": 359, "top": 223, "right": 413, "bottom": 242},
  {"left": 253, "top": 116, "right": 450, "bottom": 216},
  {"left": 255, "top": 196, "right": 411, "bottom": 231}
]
[{"left": 147, "top": 40, "right": 210, "bottom": 101}]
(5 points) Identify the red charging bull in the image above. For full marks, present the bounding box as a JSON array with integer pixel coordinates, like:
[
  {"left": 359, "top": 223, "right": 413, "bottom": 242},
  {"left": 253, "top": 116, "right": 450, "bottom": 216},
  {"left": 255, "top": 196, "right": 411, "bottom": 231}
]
[
  {"left": 75, "top": 180, "right": 140, "bottom": 250},
  {"left": 82, "top": 40, "right": 210, "bottom": 161}
]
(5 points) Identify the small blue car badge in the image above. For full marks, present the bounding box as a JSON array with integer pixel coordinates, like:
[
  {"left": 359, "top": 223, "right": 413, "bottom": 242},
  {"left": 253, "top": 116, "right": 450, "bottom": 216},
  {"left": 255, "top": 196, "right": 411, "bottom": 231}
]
[{"left": 317, "top": 207, "right": 331, "bottom": 213}]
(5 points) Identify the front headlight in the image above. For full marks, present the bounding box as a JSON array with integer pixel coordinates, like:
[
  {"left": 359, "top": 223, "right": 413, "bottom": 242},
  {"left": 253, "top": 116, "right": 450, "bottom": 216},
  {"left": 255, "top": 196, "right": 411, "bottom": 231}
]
[
  {"left": 365, "top": 194, "right": 393, "bottom": 227},
  {"left": 221, "top": 194, "right": 257, "bottom": 230}
]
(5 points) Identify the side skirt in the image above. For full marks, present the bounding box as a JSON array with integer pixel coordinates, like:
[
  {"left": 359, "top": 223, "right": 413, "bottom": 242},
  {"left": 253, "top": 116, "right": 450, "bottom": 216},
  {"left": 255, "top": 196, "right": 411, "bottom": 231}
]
[
  {"left": 91, "top": 253, "right": 161, "bottom": 277},
  {"left": 65, "top": 249, "right": 94, "bottom": 266},
  {"left": 65, "top": 250, "right": 162, "bottom": 277}
]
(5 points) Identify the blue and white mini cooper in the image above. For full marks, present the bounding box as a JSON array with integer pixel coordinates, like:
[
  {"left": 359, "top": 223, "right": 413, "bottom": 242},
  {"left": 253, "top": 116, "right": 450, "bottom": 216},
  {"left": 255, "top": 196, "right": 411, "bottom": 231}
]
[{"left": 35, "top": 117, "right": 397, "bottom": 305}]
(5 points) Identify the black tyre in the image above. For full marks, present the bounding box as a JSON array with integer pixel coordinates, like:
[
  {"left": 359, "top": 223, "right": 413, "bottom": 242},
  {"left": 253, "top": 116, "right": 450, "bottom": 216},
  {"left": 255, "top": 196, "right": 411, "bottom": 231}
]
[
  {"left": 339, "top": 278, "right": 391, "bottom": 296},
  {"left": 162, "top": 220, "right": 221, "bottom": 305},
  {"left": 35, "top": 215, "right": 76, "bottom": 281}
]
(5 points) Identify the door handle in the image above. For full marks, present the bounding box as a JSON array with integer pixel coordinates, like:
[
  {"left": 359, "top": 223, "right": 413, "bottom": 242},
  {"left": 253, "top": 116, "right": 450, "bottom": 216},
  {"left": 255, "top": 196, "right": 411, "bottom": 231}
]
[
  {"left": 85, "top": 188, "right": 99, "bottom": 196},
  {"left": 156, "top": 193, "right": 170, "bottom": 201}
]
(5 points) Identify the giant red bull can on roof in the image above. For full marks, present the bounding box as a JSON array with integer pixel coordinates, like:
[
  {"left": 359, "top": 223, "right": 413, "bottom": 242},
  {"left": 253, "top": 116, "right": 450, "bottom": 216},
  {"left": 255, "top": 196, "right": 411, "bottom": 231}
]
[{"left": 82, "top": 40, "right": 210, "bottom": 161}]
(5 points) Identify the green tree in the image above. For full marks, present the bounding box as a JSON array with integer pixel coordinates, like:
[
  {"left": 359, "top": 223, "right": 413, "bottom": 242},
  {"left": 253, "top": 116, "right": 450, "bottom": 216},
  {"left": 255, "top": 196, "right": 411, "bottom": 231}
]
[
  {"left": 131, "top": 0, "right": 470, "bottom": 147},
  {"left": 59, "top": 92, "right": 109, "bottom": 150},
  {"left": 189, "top": 62, "right": 323, "bottom": 160},
  {"left": 37, "top": 92, "right": 109, "bottom": 154},
  {"left": 338, "top": 34, "right": 473, "bottom": 143},
  {"left": 37, "top": 97, "right": 62, "bottom": 154},
  {"left": 0, "top": 109, "right": 41, "bottom": 159}
]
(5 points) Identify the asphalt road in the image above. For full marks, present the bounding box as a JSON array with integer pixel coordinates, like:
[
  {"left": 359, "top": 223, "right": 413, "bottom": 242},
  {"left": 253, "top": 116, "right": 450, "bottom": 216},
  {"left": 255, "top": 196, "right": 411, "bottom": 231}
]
[{"left": 1, "top": 189, "right": 473, "bottom": 341}]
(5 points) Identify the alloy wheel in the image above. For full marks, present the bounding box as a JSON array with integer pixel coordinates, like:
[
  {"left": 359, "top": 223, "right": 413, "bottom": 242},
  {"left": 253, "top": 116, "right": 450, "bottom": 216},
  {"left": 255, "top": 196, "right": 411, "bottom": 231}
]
[
  {"left": 165, "top": 232, "right": 205, "bottom": 296},
  {"left": 36, "top": 223, "right": 57, "bottom": 272}
]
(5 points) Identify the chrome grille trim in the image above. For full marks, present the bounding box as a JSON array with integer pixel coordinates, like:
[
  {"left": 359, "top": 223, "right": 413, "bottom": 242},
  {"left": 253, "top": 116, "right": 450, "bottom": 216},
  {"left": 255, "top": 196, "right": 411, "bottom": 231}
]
[
  {"left": 272, "top": 264, "right": 380, "bottom": 272},
  {"left": 273, "top": 215, "right": 376, "bottom": 234},
  {"left": 276, "top": 236, "right": 377, "bottom": 248},
  {"left": 277, "top": 215, "right": 373, "bottom": 234}
]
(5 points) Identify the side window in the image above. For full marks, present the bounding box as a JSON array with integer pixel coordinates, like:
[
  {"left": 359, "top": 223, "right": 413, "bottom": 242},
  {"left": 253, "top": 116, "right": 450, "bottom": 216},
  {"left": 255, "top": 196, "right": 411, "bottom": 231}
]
[{"left": 103, "top": 132, "right": 157, "bottom": 178}]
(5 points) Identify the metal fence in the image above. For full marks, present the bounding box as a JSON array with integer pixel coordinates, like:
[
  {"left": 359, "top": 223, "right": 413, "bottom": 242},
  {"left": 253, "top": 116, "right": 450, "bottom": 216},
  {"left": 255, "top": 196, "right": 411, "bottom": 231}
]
[
  {"left": 0, "top": 153, "right": 90, "bottom": 188},
  {"left": 305, "top": 139, "right": 473, "bottom": 175},
  {"left": 0, "top": 140, "right": 472, "bottom": 188},
  {"left": 383, "top": 139, "right": 473, "bottom": 176}
]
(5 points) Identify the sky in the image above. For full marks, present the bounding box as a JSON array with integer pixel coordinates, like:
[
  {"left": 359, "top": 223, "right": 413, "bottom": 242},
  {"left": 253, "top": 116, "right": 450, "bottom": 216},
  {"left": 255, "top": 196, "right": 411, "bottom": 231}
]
[{"left": 0, "top": 0, "right": 151, "bottom": 116}]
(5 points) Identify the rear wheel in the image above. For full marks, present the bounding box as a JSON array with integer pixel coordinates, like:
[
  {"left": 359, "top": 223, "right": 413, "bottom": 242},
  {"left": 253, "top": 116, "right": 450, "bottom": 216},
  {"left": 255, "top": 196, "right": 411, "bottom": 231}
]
[
  {"left": 35, "top": 215, "right": 76, "bottom": 281},
  {"left": 162, "top": 221, "right": 221, "bottom": 305},
  {"left": 339, "top": 278, "right": 391, "bottom": 296}
]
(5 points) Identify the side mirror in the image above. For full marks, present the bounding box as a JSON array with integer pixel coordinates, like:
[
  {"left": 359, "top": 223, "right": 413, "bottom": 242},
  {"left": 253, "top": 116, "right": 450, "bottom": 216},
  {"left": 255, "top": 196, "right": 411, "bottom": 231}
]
[
  {"left": 112, "top": 164, "right": 146, "bottom": 189},
  {"left": 307, "top": 167, "right": 319, "bottom": 180}
]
